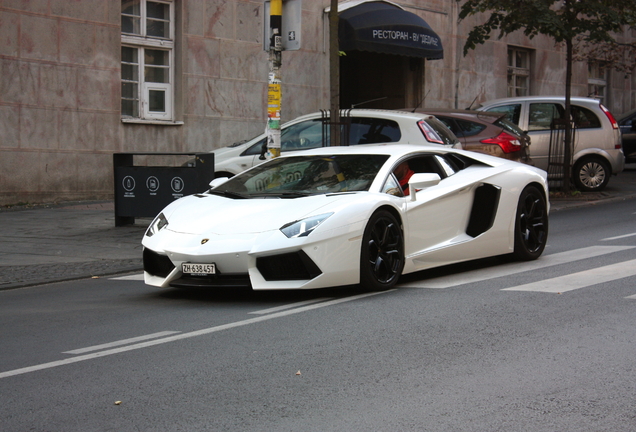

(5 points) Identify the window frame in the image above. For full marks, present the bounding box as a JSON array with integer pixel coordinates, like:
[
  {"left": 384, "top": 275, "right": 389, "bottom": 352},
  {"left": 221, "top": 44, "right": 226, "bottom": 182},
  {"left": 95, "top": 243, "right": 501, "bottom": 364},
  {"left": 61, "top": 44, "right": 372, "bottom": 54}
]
[
  {"left": 121, "top": 0, "right": 176, "bottom": 122},
  {"left": 507, "top": 47, "right": 530, "bottom": 97},
  {"left": 588, "top": 61, "right": 607, "bottom": 104}
]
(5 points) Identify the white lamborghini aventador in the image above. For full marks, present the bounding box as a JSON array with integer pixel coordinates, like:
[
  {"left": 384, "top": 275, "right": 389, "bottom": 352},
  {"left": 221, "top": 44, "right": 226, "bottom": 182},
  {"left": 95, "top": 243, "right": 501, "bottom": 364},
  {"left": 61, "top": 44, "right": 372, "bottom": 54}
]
[{"left": 142, "top": 144, "right": 549, "bottom": 291}]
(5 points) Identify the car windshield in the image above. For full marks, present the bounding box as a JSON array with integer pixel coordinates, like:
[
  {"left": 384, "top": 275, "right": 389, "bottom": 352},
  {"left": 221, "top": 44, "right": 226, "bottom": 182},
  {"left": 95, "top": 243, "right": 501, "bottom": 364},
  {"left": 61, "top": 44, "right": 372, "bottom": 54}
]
[{"left": 214, "top": 154, "right": 390, "bottom": 197}]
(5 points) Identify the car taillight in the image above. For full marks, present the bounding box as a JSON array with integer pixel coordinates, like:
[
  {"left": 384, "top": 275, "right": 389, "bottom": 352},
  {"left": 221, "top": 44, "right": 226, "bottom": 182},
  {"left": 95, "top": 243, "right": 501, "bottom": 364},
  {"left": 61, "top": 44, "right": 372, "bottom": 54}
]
[
  {"left": 600, "top": 103, "right": 619, "bottom": 129},
  {"left": 417, "top": 120, "right": 443, "bottom": 144},
  {"left": 480, "top": 132, "right": 522, "bottom": 154}
]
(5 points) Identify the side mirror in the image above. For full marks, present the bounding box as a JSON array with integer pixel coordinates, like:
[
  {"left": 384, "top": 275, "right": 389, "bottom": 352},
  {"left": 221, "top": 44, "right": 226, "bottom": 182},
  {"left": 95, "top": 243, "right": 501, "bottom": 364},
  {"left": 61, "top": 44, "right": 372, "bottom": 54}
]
[
  {"left": 408, "top": 173, "right": 441, "bottom": 201},
  {"left": 209, "top": 177, "right": 229, "bottom": 189}
]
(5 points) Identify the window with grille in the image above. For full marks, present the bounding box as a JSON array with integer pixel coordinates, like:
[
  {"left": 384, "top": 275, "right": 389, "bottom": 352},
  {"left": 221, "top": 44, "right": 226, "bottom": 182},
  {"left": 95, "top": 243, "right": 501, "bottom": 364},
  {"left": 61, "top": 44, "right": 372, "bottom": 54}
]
[
  {"left": 588, "top": 62, "right": 607, "bottom": 103},
  {"left": 507, "top": 48, "right": 530, "bottom": 97}
]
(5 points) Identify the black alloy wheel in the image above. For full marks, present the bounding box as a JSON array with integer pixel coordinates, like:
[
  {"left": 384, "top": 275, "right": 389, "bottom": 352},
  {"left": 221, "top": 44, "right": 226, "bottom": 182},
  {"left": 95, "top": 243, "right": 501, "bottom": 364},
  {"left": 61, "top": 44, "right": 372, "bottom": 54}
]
[
  {"left": 360, "top": 210, "right": 404, "bottom": 291},
  {"left": 513, "top": 185, "right": 548, "bottom": 261}
]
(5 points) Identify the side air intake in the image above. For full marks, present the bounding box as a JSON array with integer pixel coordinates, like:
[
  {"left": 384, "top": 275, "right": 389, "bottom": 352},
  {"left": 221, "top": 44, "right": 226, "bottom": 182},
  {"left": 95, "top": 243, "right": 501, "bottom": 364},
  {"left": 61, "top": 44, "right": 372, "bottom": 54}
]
[{"left": 466, "top": 184, "right": 501, "bottom": 238}]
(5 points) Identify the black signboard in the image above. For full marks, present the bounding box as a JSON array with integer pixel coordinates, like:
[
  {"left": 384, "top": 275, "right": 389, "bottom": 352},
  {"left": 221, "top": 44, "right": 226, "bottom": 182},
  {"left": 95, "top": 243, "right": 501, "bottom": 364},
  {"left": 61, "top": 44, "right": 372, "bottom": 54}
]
[{"left": 113, "top": 153, "right": 214, "bottom": 226}]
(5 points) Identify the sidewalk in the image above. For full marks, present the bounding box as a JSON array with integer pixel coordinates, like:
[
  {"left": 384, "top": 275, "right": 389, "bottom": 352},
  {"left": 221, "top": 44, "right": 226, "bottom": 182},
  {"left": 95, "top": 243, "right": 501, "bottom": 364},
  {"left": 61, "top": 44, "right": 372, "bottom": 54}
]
[
  {"left": 1, "top": 165, "right": 635, "bottom": 290},
  {"left": 0, "top": 201, "right": 149, "bottom": 290}
]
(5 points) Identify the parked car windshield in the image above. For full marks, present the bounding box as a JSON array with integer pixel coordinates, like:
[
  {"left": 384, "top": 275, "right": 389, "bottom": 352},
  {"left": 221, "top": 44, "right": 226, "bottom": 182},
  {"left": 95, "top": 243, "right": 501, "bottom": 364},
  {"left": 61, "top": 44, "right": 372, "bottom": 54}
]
[{"left": 214, "top": 154, "right": 390, "bottom": 197}]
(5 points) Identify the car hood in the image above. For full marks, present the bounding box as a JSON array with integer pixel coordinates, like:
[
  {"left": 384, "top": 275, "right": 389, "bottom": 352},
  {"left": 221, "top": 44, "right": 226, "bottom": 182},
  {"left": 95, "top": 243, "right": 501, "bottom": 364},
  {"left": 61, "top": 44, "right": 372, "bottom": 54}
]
[{"left": 161, "top": 193, "right": 349, "bottom": 235}]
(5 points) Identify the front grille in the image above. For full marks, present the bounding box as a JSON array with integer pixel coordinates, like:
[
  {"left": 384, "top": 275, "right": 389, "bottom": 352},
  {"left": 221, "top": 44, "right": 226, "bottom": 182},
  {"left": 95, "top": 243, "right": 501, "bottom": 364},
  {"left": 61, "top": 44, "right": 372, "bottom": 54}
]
[
  {"left": 169, "top": 273, "right": 251, "bottom": 289},
  {"left": 256, "top": 250, "right": 322, "bottom": 281},
  {"left": 143, "top": 248, "right": 175, "bottom": 278}
]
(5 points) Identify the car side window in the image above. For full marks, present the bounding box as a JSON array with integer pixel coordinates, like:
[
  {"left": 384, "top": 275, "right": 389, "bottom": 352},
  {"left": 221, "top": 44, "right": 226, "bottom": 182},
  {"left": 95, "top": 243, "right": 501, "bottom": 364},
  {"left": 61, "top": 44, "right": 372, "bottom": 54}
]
[
  {"left": 436, "top": 116, "right": 458, "bottom": 134},
  {"left": 485, "top": 104, "right": 521, "bottom": 125},
  {"left": 424, "top": 117, "right": 458, "bottom": 145},
  {"left": 528, "top": 103, "right": 564, "bottom": 131},
  {"left": 434, "top": 155, "right": 457, "bottom": 177},
  {"left": 348, "top": 118, "right": 401, "bottom": 145},
  {"left": 242, "top": 137, "right": 268, "bottom": 156},
  {"left": 382, "top": 173, "right": 404, "bottom": 197},
  {"left": 382, "top": 154, "right": 459, "bottom": 196},
  {"left": 571, "top": 105, "right": 601, "bottom": 129},
  {"left": 281, "top": 120, "right": 327, "bottom": 151},
  {"left": 456, "top": 119, "right": 486, "bottom": 137},
  {"left": 243, "top": 120, "right": 327, "bottom": 156}
]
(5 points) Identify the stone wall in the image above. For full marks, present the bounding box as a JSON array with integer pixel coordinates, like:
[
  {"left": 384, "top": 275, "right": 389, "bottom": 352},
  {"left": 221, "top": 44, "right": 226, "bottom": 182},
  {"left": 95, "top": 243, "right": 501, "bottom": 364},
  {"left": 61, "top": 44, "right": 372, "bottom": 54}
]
[{"left": 0, "top": 0, "right": 634, "bottom": 206}]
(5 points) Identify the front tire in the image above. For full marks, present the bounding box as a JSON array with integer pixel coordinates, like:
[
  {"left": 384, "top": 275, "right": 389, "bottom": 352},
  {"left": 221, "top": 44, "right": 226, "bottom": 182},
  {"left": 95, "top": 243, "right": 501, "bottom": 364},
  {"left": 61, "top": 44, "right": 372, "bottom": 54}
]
[
  {"left": 360, "top": 210, "right": 404, "bottom": 291},
  {"left": 572, "top": 157, "right": 610, "bottom": 191},
  {"left": 513, "top": 186, "right": 548, "bottom": 261}
]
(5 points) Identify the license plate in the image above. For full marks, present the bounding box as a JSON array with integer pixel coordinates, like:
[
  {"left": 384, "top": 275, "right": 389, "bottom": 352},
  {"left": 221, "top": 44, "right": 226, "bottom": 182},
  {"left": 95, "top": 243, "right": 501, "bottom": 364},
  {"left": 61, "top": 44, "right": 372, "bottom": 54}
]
[{"left": 182, "top": 263, "right": 216, "bottom": 275}]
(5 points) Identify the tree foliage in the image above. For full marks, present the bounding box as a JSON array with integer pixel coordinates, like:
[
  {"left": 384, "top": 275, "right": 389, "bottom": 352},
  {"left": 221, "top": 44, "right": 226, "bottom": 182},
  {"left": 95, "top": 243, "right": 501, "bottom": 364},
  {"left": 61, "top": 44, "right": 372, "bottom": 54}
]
[
  {"left": 459, "top": 0, "right": 636, "bottom": 56},
  {"left": 459, "top": 0, "right": 636, "bottom": 192}
]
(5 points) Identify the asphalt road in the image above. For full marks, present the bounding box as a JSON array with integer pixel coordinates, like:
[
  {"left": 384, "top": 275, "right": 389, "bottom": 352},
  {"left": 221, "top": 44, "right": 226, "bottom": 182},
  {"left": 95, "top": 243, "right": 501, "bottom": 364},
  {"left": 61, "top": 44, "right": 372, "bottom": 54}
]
[{"left": 1, "top": 198, "right": 636, "bottom": 431}]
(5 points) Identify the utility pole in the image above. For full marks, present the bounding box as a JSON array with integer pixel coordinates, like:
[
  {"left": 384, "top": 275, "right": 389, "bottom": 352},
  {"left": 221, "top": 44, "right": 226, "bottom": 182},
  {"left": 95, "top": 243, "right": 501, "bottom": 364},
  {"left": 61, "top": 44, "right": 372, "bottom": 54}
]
[
  {"left": 329, "top": 0, "right": 340, "bottom": 146},
  {"left": 266, "top": 0, "right": 283, "bottom": 158}
]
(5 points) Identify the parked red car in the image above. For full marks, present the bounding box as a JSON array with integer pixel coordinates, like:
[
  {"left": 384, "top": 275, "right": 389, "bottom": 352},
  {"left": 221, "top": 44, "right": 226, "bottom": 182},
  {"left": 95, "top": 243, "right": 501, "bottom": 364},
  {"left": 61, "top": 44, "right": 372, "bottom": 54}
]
[{"left": 411, "top": 109, "right": 532, "bottom": 164}]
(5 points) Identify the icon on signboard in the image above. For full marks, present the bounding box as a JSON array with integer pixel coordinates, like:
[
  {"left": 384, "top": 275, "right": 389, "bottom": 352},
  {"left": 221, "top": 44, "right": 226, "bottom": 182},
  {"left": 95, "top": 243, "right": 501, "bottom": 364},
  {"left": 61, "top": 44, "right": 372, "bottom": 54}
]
[
  {"left": 147, "top": 176, "right": 160, "bottom": 192},
  {"left": 123, "top": 176, "right": 136, "bottom": 192},
  {"left": 171, "top": 177, "right": 184, "bottom": 193}
]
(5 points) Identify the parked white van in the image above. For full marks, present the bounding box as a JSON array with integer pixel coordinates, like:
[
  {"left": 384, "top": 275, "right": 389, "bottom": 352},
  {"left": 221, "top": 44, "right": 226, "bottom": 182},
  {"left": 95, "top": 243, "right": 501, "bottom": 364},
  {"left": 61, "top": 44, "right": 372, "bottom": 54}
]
[{"left": 478, "top": 96, "right": 625, "bottom": 191}]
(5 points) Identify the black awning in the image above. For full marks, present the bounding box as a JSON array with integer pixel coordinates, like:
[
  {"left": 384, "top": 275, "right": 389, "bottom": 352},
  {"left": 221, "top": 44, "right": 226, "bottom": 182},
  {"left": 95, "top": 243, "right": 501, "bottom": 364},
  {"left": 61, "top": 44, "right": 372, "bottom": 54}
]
[{"left": 338, "top": 1, "right": 443, "bottom": 59}]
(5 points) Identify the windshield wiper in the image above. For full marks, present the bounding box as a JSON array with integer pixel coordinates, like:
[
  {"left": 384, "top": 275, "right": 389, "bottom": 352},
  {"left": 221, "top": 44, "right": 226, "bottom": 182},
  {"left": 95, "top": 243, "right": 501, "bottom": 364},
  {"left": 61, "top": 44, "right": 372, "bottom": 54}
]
[
  {"left": 207, "top": 189, "right": 249, "bottom": 199},
  {"left": 251, "top": 191, "right": 314, "bottom": 198}
]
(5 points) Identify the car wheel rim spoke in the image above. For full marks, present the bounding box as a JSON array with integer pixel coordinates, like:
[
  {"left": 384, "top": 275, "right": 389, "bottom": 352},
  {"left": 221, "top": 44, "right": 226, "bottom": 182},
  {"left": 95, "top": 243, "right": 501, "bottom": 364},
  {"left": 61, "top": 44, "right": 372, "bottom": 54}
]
[
  {"left": 367, "top": 218, "right": 403, "bottom": 284},
  {"left": 520, "top": 195, "right": 546, "bottom": 253},
  {"left": 580, "top": 162, "right": 605, "bottom": 188}
]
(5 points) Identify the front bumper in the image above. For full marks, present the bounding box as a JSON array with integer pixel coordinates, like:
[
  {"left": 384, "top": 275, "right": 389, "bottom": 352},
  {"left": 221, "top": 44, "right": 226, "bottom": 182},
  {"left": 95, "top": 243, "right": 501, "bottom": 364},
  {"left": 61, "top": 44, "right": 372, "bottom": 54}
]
[{"left": 142, "top": 224, "right": 363, "bottom": 290}]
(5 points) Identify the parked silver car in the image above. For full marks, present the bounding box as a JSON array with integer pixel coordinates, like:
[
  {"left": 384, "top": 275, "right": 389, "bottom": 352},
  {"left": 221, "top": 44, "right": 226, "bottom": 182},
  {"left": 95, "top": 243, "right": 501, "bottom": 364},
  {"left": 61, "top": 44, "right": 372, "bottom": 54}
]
[
  {"left": 478, "top": 96, "right": 624, "bottom": 191},
  {"left": 211, "top": 109, "right": 460, "bottom": 178}
]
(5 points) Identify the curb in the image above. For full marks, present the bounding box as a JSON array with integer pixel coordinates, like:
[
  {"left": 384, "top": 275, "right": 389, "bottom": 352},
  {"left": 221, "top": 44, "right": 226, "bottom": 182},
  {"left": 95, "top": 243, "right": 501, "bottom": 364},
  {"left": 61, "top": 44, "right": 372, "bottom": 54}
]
[
  {"left": 0, "top": 265, "right": 143, "bottom": 291},
  {"left": 550, "top": 193, "right": 636, "bottom": 211}
]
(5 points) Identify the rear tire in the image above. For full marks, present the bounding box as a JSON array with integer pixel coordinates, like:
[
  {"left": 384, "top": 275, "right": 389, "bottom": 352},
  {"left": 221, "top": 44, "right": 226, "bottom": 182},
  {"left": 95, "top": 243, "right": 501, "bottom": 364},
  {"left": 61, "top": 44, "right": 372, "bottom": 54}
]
[
  {"left": 360, "top": 210, "right": 404, "bottom": 291},
  {"left": 572, "top": 157, "right": 610, "bottom": 192},
  {"left": 513, "top": 186, "right": 548, "bottom": 261}
]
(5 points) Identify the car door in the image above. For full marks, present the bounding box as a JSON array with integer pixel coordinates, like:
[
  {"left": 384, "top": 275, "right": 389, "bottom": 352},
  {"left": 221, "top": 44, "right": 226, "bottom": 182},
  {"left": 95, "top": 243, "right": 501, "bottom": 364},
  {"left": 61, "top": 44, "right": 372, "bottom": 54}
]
[
  {"left": 385, "top": 154, "right": 500, "bottom": 268},
  {"left": 524, "top": 102, "right": 565, "bottom": 170},
  {"left": 485, "top": 102, "right": 562, "bottom": 171}
]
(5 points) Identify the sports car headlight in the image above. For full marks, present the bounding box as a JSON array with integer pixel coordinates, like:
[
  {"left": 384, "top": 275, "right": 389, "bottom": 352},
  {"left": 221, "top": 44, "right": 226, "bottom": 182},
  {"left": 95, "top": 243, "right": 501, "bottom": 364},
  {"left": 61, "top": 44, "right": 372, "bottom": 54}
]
[
  {"left": 280, "top": 213, "right": 333, "bottom": 238},
  {"left": 145, "top": 212, "right": 169, "bottom": 237}
]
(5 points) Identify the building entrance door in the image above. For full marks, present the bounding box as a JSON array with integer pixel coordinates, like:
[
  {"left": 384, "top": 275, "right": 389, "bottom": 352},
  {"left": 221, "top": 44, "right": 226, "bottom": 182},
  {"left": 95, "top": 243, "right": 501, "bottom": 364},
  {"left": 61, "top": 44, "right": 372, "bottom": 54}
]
[{"left": 340, "top": 51, "right": 423, "bottom": 111}]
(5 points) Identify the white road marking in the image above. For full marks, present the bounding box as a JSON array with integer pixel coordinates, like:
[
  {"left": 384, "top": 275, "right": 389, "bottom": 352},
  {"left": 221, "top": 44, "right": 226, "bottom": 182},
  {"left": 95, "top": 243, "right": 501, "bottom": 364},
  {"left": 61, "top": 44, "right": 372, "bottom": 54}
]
[
  {"left": 249, "top": 298, "right": 333, "bottom": 315},
  {"left": 398, "top": 246, "right": 634, "bottom": 289},
  {"left": 109, "top": 274, "right": 144, "bottom": 280},
  {"left": 63, "top": 331, "right": 181, "bottom": 355},
  {"left": 601, "top": 233, "right": 636, "bottom": 241},
  {"left": 503, "top": 260, "right": 636, "bottom": 293},
  {"left": 625, "top": 294, "right": 636, "bottom": 300},
  {"left": 0, "top": 290, "right": 392, "bottom": 380}
]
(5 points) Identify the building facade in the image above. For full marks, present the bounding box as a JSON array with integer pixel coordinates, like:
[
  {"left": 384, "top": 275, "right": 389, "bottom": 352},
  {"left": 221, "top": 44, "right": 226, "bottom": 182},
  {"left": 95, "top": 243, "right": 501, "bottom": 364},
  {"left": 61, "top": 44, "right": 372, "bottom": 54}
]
[{"left": 1, "top": 0, "right": 634, "bottom": 206}]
